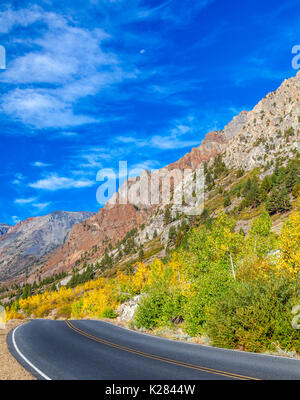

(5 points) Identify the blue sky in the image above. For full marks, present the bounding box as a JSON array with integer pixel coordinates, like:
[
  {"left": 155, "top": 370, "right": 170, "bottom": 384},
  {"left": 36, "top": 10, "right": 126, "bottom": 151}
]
[{"left": 0, "top": 0, "right": 300, "bottom": 224}]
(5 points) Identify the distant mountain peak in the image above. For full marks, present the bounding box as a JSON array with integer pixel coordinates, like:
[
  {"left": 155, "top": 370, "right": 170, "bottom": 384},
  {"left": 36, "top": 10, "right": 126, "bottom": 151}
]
[{"left": 0, "top": 211, "right": 95, "bottom": 281}]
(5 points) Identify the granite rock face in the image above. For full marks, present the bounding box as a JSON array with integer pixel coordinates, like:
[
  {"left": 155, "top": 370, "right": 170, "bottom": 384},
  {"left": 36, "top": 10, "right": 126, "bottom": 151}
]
[
  {"left": 0, "top": 211, "right": 94, "bottom": 281},
  {"left": 223, "top": 72, "right": 300, "bottom": 169}
]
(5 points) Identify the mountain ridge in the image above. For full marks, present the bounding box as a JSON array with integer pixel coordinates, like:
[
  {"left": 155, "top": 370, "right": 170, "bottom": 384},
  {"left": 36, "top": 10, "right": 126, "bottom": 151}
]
[{"left": 1, "top": 71, "right": 300, "bottom": 284}]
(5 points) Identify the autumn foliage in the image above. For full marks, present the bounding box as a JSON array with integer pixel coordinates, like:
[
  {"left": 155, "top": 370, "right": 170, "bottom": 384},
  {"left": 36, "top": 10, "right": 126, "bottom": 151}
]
[{"left": 6, "top": 200, "right": 300, "bottom": 354}]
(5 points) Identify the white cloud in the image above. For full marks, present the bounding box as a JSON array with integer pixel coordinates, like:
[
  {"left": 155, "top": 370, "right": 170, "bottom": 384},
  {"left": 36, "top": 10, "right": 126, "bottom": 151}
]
[
  {"left": 149, "top": 136, "right": 200, "bottom": 150},
  {"left": 29, "top": 174, "right": 95, "bottom": 191},
  {"left": 0, "top": 5, "right": 42, "bottom": 33},
  {"left": 12, "top": 173, "right": 26, "bottom": 185},
  {"left": 135, "top": 0, "right": 214, "bottom": 26},
  {"left": 0, "top": 6, "right": 134, "bottom": 129},
  {"left": 14, "top": 197, "right": 37, "bottom": 205},
  {"left": 32, "top": 202, "right": 51, "bottom": 211},
  {"left": 2, "top": 88, "right": 97, "bottom": 129},
  {"left": 115, "top": 115, "right": 201, "bottom": 150},
  {"left": 77, "top": 147, "right": 113, "bottom": 169},
  {"left": 32, "top": 161, "right": 51, "bottom": 167}
]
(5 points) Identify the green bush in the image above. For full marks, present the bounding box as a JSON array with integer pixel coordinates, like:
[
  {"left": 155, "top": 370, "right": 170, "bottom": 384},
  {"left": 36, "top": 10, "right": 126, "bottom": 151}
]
[
  {"left": 160, "top": 291, "right": 185, "bottom": 326},
  {"left": 183, "top": 268, "right": 232, "bottom": 336},
  {"left": 205, "top": 277, "right": 300, "bottom": 353},
  {"left": 134, "top": 293, "right": 165, "bottom": 329},
  {"left": 134, "top": 290, "right": 185, "bottom": 329},
  {"left": 101, "top": 307, "right": 117, "bottom": 319}
]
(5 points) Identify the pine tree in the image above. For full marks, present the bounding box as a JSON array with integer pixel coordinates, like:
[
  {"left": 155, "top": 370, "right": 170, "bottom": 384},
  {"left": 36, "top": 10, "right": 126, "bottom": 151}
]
[
  {"left": 243, "top": 178, "right": 252, "bottom": 197},
  {"left": 205, "top": 170, "right": 213, "bottom": 185},
  {"left": 224, "top": 195, "right": 231, "bottom": 207},
  {"left": 138, "top": 248, "right": 144, "bottom": 262},
  {"left": 285, "top": 161, "right": 299, "bottom": 191},
  {"left": 277, "top": 187, "right": 292, "bottom": 213},
  {"left": 50, "top": 283, "right": 57, "bottom": 292},
  {"left": 261, "top": 175, "right": 273, "bottom": 193},
  {"left": 163, "top": 207, "right": 172, "bottom": 225},
  {"left": 168, "top": 225, "right": 176, "bottom": 241},
  {"left": 246, "top": 179, "right": 261, "bottom": 208},
  {"left": 266, "top": 187, "right": 280, "bottom": 214}
]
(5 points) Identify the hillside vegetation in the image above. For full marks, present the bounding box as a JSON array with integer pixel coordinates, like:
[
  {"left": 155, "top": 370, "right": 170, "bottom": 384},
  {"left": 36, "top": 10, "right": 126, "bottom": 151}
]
[{"left": 5, "top": 154, "right": 300, "bottom": 355}]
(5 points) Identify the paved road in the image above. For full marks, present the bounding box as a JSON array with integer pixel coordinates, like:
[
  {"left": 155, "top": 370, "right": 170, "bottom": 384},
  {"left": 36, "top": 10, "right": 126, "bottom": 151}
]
[{"left": 7, "top": 319, "right": 300, "bottom": 380}]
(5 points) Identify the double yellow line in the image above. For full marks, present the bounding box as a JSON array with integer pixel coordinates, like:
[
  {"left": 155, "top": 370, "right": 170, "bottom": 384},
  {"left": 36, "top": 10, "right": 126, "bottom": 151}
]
[{"left": 65, "top": 321, "right": 259, "bottom": 380}]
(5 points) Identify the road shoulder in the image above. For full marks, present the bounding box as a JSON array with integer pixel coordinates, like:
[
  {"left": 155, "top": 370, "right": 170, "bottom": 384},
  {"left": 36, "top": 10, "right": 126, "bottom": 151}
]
[{"left": 1, "top": 319, "right": 35, "bottom": 380}]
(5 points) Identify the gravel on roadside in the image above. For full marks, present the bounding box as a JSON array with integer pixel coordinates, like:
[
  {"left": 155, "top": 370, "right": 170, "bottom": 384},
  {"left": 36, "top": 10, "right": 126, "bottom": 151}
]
[{"left": 0, "top": 319, "right": 35, "bottom": 380}]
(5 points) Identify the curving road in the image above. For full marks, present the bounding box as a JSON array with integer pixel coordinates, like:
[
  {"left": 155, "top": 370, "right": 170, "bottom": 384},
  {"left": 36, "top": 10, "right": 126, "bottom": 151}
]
[{"left": 7, "top": 319, "right": 300, "bottom": 380}]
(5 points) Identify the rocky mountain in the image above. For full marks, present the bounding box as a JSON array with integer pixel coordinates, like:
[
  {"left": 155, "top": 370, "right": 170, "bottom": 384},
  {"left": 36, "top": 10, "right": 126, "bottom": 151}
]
[
  {"left": 0, "top": 211, "right": 94, "bottom": 281},
  {"left": 5, "top": 71, "right": 300, "bottom": 284},
  {"left": 168, "top": 110, "right": 247, "bottom": 170},
  {"left": 223, "top": 72, "right": 300, "bottom": 169},
  {"left": 40, "top": 204, "right": 152, "bottom": 278},
  {"left": 0, "top": 224, "right": 11, "bottom": 237}
]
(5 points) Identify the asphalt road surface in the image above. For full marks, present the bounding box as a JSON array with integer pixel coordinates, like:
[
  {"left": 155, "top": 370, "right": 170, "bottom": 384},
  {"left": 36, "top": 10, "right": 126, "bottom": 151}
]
[{"left": 7, "top": 319, "right": 300, "bottom": 380}]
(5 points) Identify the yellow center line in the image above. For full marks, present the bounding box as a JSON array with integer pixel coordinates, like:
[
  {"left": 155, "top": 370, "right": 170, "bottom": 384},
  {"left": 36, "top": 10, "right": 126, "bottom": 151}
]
[{"left": 65, "top": 320, "right": 260, "bottom": 380}]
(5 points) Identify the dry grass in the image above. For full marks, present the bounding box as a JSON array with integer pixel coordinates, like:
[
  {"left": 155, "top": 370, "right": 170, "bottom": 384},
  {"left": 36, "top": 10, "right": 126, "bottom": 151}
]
[{"left": 0, "top": 320, "right": 35, "bottom": 380}]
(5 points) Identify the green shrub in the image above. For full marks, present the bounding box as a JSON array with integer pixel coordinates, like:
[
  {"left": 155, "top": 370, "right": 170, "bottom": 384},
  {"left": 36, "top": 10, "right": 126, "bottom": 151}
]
[
  {"left": 183, "top": 268, "right": 232, "bottom": 336},
  {"left": 134, "top": 293, "right": 164, "bottom": 329},
  {"left": 134, "top": 290, "right": 185, "bottom": 329},
  {"left": 205, "top": 277, "right": 300, "bottom": 353},
  {"left": 101, "top": 307, "right": 117, "bottom": 319}
]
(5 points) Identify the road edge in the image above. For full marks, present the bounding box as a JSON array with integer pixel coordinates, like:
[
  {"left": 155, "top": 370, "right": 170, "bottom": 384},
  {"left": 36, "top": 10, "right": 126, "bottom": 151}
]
[{"left": 7, "top": 322, "right": 51, "bottom": 381}]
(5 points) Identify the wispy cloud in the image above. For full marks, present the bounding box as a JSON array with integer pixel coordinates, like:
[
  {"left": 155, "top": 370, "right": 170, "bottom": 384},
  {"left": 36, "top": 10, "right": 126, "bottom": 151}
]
[
  {"left": 12, "top": 173, "right": 26, "bottom": 185},
  {"left": 29, "top": 174, "right": 95, "bottom": 191},
  {"left": 115, "top": 115, "right": 202, "bottom": 150},
  {"left": 32, "top": 202, "right": 51, "bottom": 211},
  {"left": 0, "top": 5, "right": 42, "bottom": 33},
  {"left": 14, "top": 197, "right": 37, "bottom": 205},
  {"left": 32, "top": 161, "right": 51, "bottom": 168},
  {"left": 60, "top": 131, "right": 79, "bottom": 137},
  {"left": 14, "top": 196, "right": 52, "bottom": 212},
  {"left": 0, "top": 5, "right": 135, "bottom": 129}
]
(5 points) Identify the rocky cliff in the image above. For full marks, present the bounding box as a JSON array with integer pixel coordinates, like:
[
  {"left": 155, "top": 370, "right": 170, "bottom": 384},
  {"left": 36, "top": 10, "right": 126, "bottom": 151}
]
[
  {"left": 223, "top": 72, "right": 300, "bottom": 169},
  {"left": 0, "top": 211, "right": 94, "bottom": 281}
]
